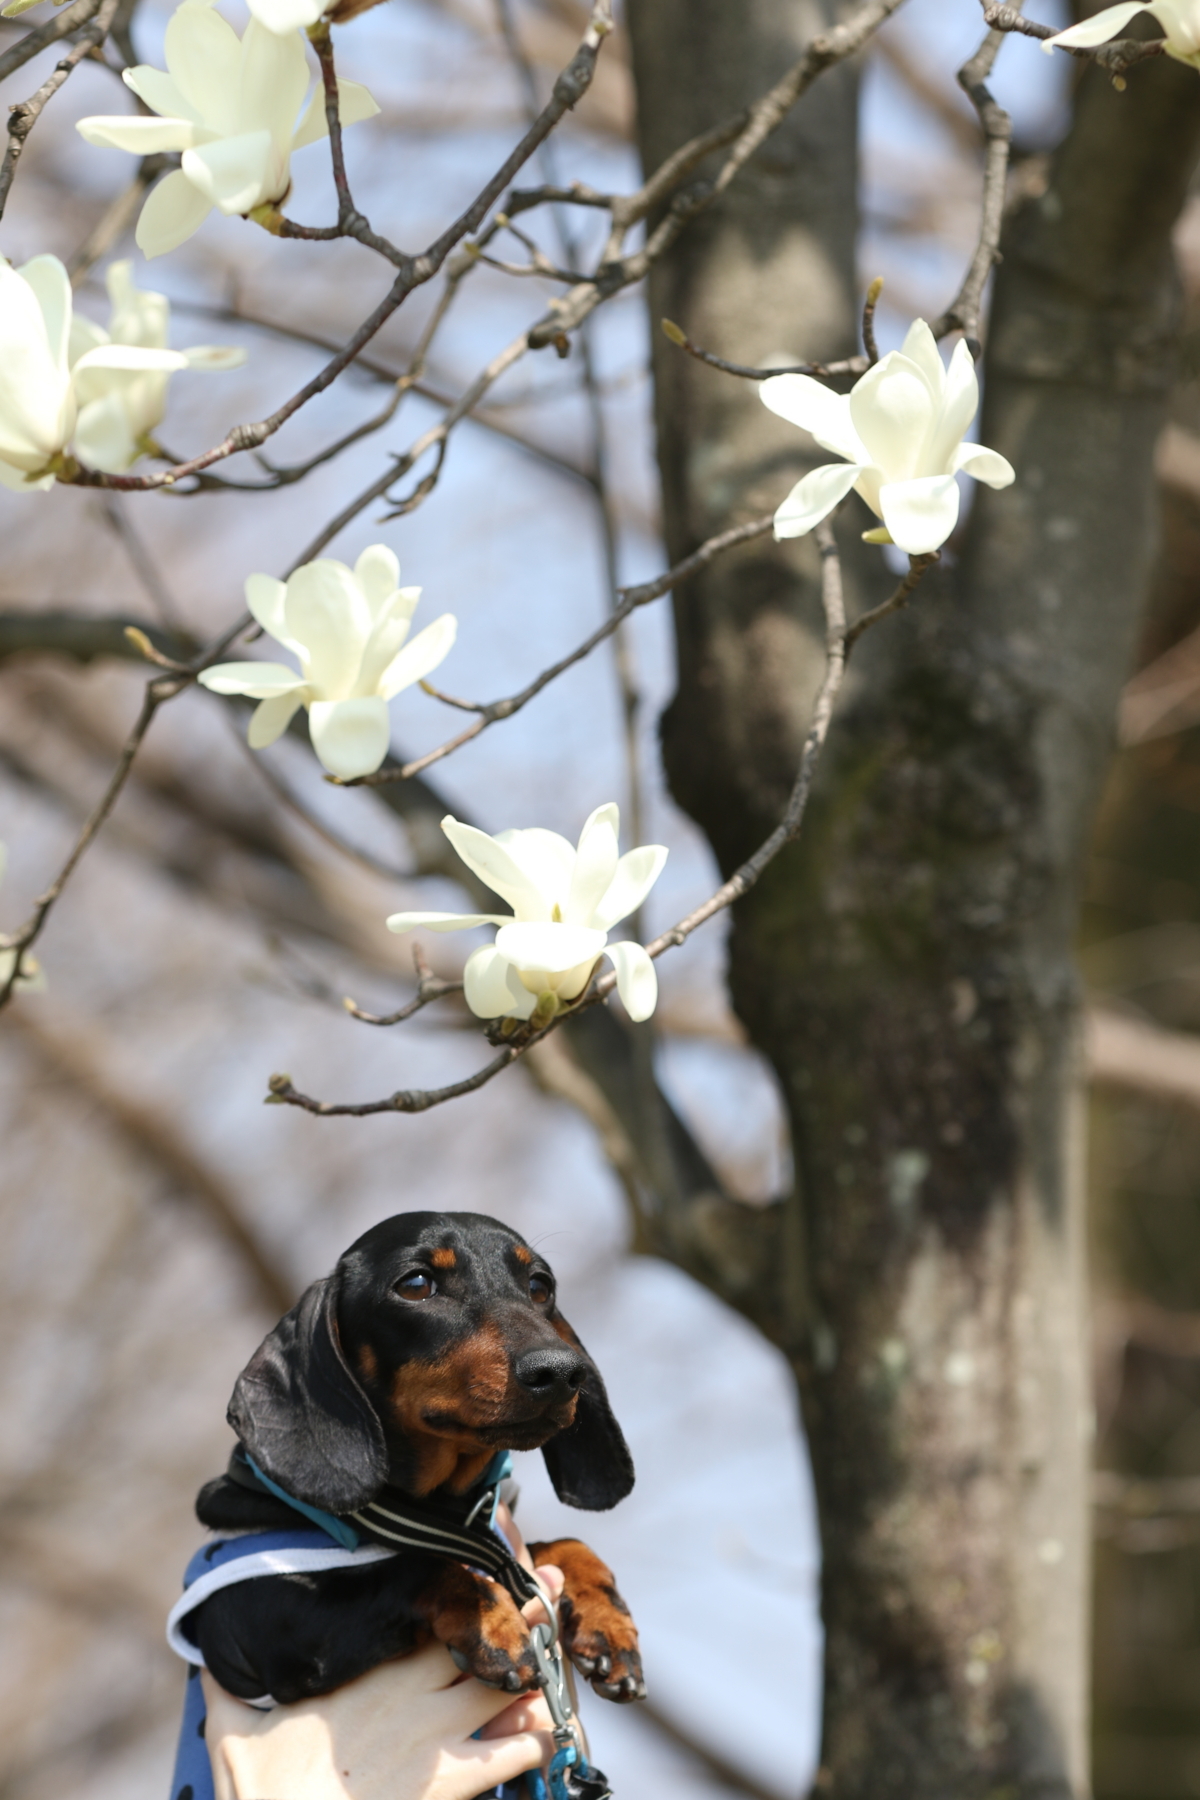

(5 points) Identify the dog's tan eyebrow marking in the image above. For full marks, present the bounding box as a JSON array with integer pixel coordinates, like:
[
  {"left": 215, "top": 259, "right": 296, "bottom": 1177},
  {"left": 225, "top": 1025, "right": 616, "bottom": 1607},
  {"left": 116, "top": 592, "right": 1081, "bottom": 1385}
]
[
  {"left": 512, "top": 1245, "right": 532, "bottom": 1266},
  {"left": 430, "top": 1247, "right": 457, "bottom": 1269}
]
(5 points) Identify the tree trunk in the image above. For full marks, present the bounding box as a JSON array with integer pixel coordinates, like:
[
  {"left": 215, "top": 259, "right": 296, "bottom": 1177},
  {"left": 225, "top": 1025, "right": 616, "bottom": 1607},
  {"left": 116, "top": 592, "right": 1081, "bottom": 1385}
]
[{"left": 626, "top": 5, "right": 1200, "bottom": 1793}]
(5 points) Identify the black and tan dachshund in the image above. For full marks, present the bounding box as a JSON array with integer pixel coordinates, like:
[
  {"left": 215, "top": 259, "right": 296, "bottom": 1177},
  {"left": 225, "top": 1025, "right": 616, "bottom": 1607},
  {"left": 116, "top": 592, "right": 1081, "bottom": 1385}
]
[{"left": 184, "top": 1211, "right": 645, "bottom": 1709}]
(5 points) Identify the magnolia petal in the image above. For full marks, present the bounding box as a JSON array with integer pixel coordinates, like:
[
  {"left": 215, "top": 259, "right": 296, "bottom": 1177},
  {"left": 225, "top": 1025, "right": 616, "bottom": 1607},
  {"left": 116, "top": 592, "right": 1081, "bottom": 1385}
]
[
  {"left": 285, "top": 558, "right": 371, "bottom": 696},
  {"left": 386, "top": 910, "right": 510, "bottom": 934},
  {"left": 878, "top": 474, "right": 961, "bottom": 555},
  {"left": 136, "top": 170, "right": 214, "bottom": 258},
  {"left": 849, "top": 354, "right": 935, "bottom": 482},
  {"left": 952, "top": 442, "right": 1015, "bottom": 489},
  {"left": 248, "top": 690, "right": 304, "bottom": 748},
  {"left": 105, "top": 261, "right": 168, "bottom": 350},
  {"left": 377, "top": 614, "right": 457, "bottom": 699},
  {"left": 181, "top": 345, "right": 247, "bottom": 369},
  {"left": 0, "top": 259, "right": 72, "bottom": 465},
  {"left": 592, "top": 844, "right": 669, "bottom": 932},
  {"left": 463, "top": 943, "right": 524, "bottom": 1019},
  {"left": 182, "top": 130, "right": 275, "bottom": 215},
  {"left": 1042, "top": 3, "right": 1149, "bottom": 51},
  {"left": 246, "top": 0, "right": 324, "bottom": 35},
  {"left": 0, "top": 458, "right": 54, "bottom": 491},
  {"left": 77, "top": 113, "right": 201, "bottom": 154},
  {"left": 73, "top": 344, "right": 189, "bottom": 375},
  {"left": 926, "top": 338, "right": 980, "bottom": 475},
  {"left": 898, "top": 319, "right": 945, "bottom": 399},
  {"left": 244, "top": 573, "right": 290, "bottom": 646},
  {"left": 494, "top": 920, "right": 607, "bottom": 975},
  {"left": 442, "top": 817, "right": 546, "bottom": 916},
  {"left": 123, "top": 65, "right": 204, "bottom": 126},
  {"left": 166, "top": 1, "right": 243, "bottom": 133},
  {"left": 497, "top": 827, "right": 576, "bottom": 918},
  {"left": 759, "top": 373, "right": 864, "bottom": 462},
  {"left": 68, "top": 312, "right": 108, "bottom": 367},
  {"left": 564, "top": 807, "right": 619, "bottom": 927},
  {"left": 355, "top": 544, "right": 401, "bottom": 617},
  {"left": 73, "top": 393, "right": 140, "bottom": 473},
  {"left": 308, "top": 696, "right": 391, "bottom": 778},
  {"left": 772, "top": 460, "right": 865, "bottom": 539},
  {"left": 606, "top": 939, "right": 658, "bottom": 1023},
  {"left": 239, "top": 17, "right": 311, "bottom": 148},
  {"left": 19, "top": 254, "right": 71, "bottom": 374},
  {"left": 356, "top": 612, "right": 411, "bottom": 696},
  {"left": 198, "top": 660, "right": 306, "bottom": 698},
  {"left": 292, "top": 76, "right": 380, "bottom": 152}
]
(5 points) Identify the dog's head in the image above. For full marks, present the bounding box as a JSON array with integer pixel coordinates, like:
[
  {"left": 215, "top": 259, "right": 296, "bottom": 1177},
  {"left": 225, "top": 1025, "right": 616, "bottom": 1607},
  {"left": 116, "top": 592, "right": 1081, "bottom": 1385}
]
[{"left": 227, "top": 1211, "right": 634, "bottom": 1517}]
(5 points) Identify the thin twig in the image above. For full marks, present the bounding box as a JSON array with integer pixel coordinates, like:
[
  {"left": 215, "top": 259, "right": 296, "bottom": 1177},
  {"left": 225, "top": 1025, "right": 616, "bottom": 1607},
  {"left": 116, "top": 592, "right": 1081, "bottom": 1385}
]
[
  {"left": 981, "top": 2, "right": 1167, "bottom": 73},
  {"left": 931, "top": 14, "right": 1015, "bottom": 346},
  {"left": 861, "top": 275, "right": 883, "bottom": 365},
  {"left": 0, "top": 0, "right": 101, "bottom": 86},
  {"left": 0, "top": 603, "right": 255, "bottom": 1009},
  {"left": 61, "top": 0, "right": 616, "bottom": 492},
  {"left": 845, "top": 552, "right": 939, "bottom": 653},
  {"left": 268, "top": 517, "right": 864, "bottom": 1117},
  {"left": 344, "top": 945, "right": 464, "bottom": 1026},
  {"left": 660, "top": 318, "right": 867, "bottom": 382},
  {"left": 0, "top": 0, "right": 119, "bottom": 222},
  {"left": 347, "top": 515, "right": 775, "bottom": 785}
]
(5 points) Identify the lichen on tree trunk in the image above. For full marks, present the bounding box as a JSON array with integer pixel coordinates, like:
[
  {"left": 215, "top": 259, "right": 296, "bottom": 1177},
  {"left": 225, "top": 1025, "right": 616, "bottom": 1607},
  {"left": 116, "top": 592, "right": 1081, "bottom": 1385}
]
[{"left": 626, "top": 2, "right": 1200, "bottom": 1792}]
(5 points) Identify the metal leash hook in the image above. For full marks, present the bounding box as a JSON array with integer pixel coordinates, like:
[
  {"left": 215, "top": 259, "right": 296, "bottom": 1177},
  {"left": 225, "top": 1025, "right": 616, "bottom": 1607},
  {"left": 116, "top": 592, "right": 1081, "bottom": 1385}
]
[{"left": 526, "top": 1576, "right": 612, "bottom": 1800}]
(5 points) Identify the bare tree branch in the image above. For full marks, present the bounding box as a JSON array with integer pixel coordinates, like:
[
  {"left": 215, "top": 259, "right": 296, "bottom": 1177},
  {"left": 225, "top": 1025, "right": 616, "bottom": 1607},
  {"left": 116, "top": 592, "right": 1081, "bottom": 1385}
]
[
  {"left": 0, "top": 0, "right": 102, "bottom": 86},
  {"left": 349, "top": 515, "right": 775, "bottom": 784},
  {"left": 0, "top": 0, "right": 119, "bottom": 222}
]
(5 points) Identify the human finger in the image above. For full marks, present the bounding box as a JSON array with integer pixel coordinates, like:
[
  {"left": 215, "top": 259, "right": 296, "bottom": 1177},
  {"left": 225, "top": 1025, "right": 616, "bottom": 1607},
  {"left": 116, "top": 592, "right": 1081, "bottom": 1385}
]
[
  {"left": 476, "top": 1688, "right": 554, "bottom": 1742},
  {"left": 444, "top": 1729, "right": 545, "bottom": 1793}
]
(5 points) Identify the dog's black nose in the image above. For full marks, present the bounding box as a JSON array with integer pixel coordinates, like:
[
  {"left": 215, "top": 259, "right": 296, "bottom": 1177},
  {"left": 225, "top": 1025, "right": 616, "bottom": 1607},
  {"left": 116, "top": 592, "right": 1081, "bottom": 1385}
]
[{"left": 514, "top": 1346, "right": 588, "bottom": 1404}]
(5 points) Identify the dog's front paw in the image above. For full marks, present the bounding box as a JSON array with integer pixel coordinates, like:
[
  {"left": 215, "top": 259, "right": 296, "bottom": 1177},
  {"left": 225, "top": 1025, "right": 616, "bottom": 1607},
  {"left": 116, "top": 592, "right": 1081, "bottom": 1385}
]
[
  {"left": 419, "top": 1565, "right": 541, "bottom": 1694},
  {"left": 526, "top": 1537, "right": 646, "bottom": 1703},
  {"left": 564, "top": 1610, "right": 645, "bottom": 1702}
]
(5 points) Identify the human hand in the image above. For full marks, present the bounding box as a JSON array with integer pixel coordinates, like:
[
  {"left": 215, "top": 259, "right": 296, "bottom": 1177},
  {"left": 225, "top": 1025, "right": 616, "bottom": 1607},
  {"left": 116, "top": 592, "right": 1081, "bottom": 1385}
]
[
  {"left": 205, "top": 1505, "right": 566, "bottom": 1800},
  {"left": 204, "top": 1639, "right": 545, "bottom": 1800}
]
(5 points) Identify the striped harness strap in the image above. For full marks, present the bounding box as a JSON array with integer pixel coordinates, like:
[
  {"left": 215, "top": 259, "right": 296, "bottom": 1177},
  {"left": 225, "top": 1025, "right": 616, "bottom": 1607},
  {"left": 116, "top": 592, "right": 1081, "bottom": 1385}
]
[{"left": 348, "top": 1488, "right": 543, "bottom": 1605}]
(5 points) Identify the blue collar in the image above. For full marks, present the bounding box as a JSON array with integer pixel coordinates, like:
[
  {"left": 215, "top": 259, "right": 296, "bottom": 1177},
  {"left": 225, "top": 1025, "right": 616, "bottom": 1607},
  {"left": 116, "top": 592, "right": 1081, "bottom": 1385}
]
[{"left": 244, "top": 1450, "right": 514, "bottom": 1552}]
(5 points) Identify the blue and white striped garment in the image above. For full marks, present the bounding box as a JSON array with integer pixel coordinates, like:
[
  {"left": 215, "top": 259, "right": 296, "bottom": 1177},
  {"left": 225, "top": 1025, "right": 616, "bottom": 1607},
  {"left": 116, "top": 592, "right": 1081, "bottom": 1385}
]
[{"left": 166, "top": 1525, "right": 528, "bottom": 1800}]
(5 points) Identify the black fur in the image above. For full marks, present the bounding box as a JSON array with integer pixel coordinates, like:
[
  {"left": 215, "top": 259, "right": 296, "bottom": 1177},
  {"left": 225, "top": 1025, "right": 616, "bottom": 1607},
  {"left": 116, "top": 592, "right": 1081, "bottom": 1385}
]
[{"left": 187, "top": 1211, "right": 636, "bottom": 1703}]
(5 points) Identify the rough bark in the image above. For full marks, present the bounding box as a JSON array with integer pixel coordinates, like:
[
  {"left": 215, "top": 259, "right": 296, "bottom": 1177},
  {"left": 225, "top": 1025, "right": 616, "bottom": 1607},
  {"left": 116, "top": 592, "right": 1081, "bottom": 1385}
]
[{"left": 627, "top": 5, "right": 1200, "bottom": 1794}]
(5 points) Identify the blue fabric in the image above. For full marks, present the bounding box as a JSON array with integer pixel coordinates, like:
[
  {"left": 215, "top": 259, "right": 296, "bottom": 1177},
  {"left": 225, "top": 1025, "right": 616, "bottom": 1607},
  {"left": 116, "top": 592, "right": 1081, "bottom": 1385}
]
[
  {"left": 168, "top": 1465, "right": 524, "bottom": 1800},
  {"left": 245, "top": 1456, "right": 362, "bottom": 1549}
]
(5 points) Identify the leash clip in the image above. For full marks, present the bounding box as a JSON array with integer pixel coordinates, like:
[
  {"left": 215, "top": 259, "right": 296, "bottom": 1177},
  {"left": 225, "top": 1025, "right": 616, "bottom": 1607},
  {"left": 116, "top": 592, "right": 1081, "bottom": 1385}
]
[{"left": 527, "top": 1579, "right": 612, "bottom": 1800}]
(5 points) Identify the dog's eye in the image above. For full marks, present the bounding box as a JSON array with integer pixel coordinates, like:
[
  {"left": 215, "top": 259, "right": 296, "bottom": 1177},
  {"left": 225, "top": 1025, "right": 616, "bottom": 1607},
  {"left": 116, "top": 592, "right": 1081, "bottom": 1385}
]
[
  {"left": 394, "top": 1271, "right": 437, "bottom": 1300},
  {"left": 529, "top": 1274, "right": 553, "bottom": 1305}
]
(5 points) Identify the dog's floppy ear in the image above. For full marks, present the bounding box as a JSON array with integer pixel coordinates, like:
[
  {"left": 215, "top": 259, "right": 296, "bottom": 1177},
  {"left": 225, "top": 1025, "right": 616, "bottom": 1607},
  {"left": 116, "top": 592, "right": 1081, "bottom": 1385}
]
[
  {"left": 541, "top": 1319, "right": 634, "bottom": 1510},
  {"left": 227, "top": 1275, "right": 388, "bottom": 1514}
]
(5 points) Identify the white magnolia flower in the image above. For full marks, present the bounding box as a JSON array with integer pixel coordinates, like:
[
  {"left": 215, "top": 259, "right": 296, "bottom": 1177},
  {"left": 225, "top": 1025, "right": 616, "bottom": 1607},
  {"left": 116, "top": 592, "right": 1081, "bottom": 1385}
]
[
  {"left": 0, "top": 255, "right": 192, "bottom": 492},
  {"left": 0, "top": 844, "right": 45, "bottom": 993},
  {"left": 245, "top": 0, "right": 324, "bottom": 34},
  {"left": 69, "top": 261, "right": 246, "bottom": 474},
  {"left": 759, "top": 318, "right": 1016, "bottom": 556},
  {"left": 76, "top": 0, "right": 379, "bottom": 259},
  {"left": 386, "top": 805, "right": 668, "bottom": 1025},
  {"left": 198, "top": 547, "right": 456, "bottom": 779},
  {"left": 1043, "top": 2, "right": 1200, "bottom": 67}
]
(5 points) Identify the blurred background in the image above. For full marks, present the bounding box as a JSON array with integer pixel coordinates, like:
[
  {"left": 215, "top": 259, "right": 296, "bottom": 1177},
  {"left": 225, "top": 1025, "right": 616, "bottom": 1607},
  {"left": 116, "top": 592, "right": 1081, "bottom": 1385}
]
[{"left": 8, "top": 3, "right": 1200, "bottom": 1797}]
